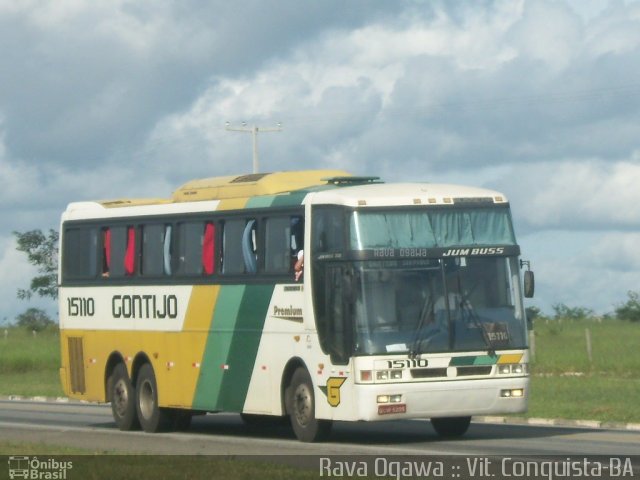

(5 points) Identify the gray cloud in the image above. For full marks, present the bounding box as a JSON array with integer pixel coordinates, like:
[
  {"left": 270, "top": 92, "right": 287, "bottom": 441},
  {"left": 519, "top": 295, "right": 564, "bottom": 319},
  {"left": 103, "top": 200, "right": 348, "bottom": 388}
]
[{"left": 1, "top": 0, "right": 640, "bottom": 317}]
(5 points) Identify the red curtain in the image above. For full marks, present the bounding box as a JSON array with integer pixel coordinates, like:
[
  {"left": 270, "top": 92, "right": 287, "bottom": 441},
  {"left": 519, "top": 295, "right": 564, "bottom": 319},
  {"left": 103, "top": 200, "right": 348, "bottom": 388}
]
[
  {"left": 124, "top": 227, "right": 136, "bottom": 275},
  {"left": 202, "top": 222, "right": 215, "bottom": 275}
]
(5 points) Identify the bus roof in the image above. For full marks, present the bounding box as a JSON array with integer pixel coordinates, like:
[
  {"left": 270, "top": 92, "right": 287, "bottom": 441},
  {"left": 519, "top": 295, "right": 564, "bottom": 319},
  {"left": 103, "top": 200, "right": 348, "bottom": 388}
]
[
  {"left": 62, "top": 170, "right": 508, "bottom": 221},
  {"left": 171, "top": 170, "right": 351, "bottom": 202},
  {"left": 309, "top": 182, "right": 509, "bottom": 208}
]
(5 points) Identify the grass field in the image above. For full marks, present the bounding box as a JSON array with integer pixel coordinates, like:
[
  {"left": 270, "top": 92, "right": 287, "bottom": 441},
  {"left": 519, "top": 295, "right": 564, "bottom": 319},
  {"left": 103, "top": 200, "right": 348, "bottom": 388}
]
[
  {"left": 1, "top": 321, "right": 639, "bottom": 423},
  {"left": 525, "top": 319, "right": 640, "bottom": 423},
  {"left": 0, "top": 327, "right": 63, "bottom": 397}
]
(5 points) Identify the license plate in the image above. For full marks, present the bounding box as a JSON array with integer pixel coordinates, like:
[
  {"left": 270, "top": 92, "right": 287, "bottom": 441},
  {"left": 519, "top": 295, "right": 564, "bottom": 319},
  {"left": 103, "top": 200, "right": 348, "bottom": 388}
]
[{"left": 378, "top": 404, "right": 407, "bottom": 415}]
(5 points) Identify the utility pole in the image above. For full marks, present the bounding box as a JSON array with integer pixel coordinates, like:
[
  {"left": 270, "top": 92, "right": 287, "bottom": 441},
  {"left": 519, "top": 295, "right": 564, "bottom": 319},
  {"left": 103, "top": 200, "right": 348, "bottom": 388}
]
[{"left": 225, "top": 122, "right": 282, "bottom": 173}]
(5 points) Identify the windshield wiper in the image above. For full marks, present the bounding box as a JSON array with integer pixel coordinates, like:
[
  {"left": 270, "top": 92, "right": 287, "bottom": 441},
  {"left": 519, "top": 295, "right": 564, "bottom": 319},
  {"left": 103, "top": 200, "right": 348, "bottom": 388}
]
[
  {"left": 459, "top": 295, "right": 496, "bottom": 357},
  {"left": 409, "top": 291, "right": 435, "bottom": 358}
]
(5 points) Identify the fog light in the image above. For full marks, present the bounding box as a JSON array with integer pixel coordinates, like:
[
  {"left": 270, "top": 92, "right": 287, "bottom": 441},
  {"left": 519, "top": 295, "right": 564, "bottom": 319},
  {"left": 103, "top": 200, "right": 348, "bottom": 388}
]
[
  {"left": 501, "top": 388, "right": 524, "bottom": 398},
  {"left": 377, "top": 395, "right": 390, "bottom": 404},
  {"left": 360, "top": 370, "right": 372, "bottom": 382},
  {"left": 376, "top": 371, "right": 389, "bottom": 381}
]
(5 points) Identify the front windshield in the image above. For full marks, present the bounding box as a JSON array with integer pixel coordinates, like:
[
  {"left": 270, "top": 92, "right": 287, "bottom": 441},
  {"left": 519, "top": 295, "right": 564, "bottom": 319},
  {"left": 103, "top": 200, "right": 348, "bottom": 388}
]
[{"left": 352, "top": 256, "right": 527, "bottom": 356}]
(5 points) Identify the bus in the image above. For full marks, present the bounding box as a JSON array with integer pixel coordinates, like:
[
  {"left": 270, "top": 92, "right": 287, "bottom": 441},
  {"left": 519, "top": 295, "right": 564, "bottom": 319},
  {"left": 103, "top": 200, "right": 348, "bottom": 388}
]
[{"left": 58, "top": 170, "right": 534, "bottom": 442}]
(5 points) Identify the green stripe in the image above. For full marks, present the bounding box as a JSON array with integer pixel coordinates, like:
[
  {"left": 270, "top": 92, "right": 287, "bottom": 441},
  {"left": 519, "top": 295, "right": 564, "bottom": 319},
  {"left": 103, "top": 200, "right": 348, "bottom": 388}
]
[
  {"left": 269, "top": 191, "right": 307, "bottom": 207},
  {"left": 473, "top": 355, "right": 498, "bottom": 366},
  {"left": 192, "top": 284, "right": 275, "bottom": 411},
  {"left": 244, "top": 192, "right": 307, "bottom": 209},
  {"left": 449, "top": 355, "right": 498, "bottom": 367},
  {"left": 192, "top": 285, "right": 245, "bottom": 410},
  {"left": 219, "top": 284, "right": 275, "bottom": 411},
  {"left": 245, "top": 196, "right": 275, "bottom": 208},
  {"left": 449, "top": 356, "right": 475, "bottom": 366}
]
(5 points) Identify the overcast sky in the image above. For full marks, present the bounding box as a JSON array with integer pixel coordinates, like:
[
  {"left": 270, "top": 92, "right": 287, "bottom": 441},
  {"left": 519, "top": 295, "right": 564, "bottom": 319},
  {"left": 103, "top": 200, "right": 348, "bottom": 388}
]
[{"left": 1, "top": 0, "right": 639, "bottom": 323}]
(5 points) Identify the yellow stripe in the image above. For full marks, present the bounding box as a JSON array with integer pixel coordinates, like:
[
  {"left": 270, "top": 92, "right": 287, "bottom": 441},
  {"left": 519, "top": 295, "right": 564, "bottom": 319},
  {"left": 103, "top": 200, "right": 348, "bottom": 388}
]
[
  {"left": 497, "top": 353, "right": 523, "bottom": 364},
  {"left": 158, "top": 285, "right": 220, "bottom": 406},
  {"left": 217, "top": 198, "right": 249, "bottom": 211},
  {"left": 183, "top": 285, "right": 220, "bottom": 331}
]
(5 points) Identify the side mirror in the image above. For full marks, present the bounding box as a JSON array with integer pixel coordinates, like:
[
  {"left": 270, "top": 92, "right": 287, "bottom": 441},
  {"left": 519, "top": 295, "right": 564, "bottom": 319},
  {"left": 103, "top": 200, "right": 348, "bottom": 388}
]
[{"left": 523, "top": 270, "right": 535, "bottom": 298}]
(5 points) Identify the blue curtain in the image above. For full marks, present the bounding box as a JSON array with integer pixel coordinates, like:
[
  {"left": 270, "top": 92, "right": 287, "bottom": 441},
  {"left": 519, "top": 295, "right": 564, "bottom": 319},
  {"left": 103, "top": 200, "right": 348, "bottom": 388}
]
[{"left": 350, "top": 208, "right": 515, "bottom": 249}]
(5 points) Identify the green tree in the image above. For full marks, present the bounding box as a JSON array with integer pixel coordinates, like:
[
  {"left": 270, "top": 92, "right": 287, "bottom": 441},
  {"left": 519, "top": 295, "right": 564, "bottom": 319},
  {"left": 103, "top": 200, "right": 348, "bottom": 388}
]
[
  {"left": 615, "top": 291, "right": 640, "bottom": 322},
  {"left": 552, "top": 303, "right": 595, "bottom": 321},
  {"left": 15, "top": 307, "right": 56, "bottom": 332},
  {"left": 14, "top": 229, "right": 59, "bottom": 300}
]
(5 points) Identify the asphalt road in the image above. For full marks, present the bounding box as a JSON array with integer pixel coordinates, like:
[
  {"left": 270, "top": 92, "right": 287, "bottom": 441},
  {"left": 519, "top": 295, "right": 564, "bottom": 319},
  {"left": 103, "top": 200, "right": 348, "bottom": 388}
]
[{"left": 1, "top": 399, "right": 639, "bottom": 460}]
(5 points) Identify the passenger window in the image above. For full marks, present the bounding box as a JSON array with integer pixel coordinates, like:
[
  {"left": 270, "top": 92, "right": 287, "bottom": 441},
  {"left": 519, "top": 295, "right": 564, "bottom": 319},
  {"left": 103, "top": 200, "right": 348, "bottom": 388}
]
[
  {"left": 222, "top": 218, "right": 257, "bottom": 274},
  {"left": 141, "top": 224, "right": 165, "bottom": 276},
  {"left": 176, "top": 222, "right": 204, "bottom": 275},
  {"left": 63, "top": 227, "right": 98, "bottom": 279},
  {"left": 265, "top": 216, "right": 302, "bottom": 274},
  {"left": 109, "top": 226, "right": 127, "bottom": 277}
]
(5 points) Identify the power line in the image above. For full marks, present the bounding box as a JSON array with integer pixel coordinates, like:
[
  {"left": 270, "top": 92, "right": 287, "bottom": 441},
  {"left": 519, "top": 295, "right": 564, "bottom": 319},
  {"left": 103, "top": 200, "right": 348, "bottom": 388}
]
[{"left": 225, "top": 122, "right": 282, "bottom": 173}]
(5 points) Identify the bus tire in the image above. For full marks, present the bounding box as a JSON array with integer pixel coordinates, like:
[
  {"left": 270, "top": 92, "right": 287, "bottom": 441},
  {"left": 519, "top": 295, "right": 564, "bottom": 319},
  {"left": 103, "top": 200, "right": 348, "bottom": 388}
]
[
  {"left": 287, "top": 367, "right": 332, "bottom": 442},
  {"left": 430, "top": 416, "right": 471, "bottom": 438},
  {"left": 108, "top": 363, "right": 139, "bottom": 431},
  {"left": 135, "top": 363, "right": 172, "bottom": 433}
]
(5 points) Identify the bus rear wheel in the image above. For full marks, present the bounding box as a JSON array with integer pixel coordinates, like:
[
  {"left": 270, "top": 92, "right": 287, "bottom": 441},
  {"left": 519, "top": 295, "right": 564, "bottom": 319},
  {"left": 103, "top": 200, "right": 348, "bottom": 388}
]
[
  {"left": 287, "top": 367, "right": 332, "bottom": 442},
  {"left": 430, "top": 416, "right": 471, "bottom": 438},
  {"left": 108, "top": 363, "right": 139, "bottom": 431},
  {"left": 135, "top": 363, "right": 172, "bottom": 433}
]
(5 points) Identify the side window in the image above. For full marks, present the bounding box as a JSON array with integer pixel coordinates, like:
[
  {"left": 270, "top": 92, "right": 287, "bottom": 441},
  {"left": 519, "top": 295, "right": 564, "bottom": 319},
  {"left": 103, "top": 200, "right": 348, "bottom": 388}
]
[
  {"left": 141, "top": 224, "right": 165, "bottom": 276},
  {"left": 312, "top": 207, "right": 344, "bottom": 254},
  {"left": 264, "top": 215, "right": 303, "bottom": 274},
  {"left": 291, "top": 216, "right": 304, "bottom": 254},
  {"left": 222, "top": 218, "right": 257, "bottom": 274},
  {"left": 265, "top": 217, "right": 292, "bottom": 273},
  {"left": 176, "top": 222, "right": 204, "bottom": 275},
  {"left": 62, "top": 227, "right": 98, "bottom": 280},
  {"left": 109, "top": 226, "right": 128, "bottom": 277}
]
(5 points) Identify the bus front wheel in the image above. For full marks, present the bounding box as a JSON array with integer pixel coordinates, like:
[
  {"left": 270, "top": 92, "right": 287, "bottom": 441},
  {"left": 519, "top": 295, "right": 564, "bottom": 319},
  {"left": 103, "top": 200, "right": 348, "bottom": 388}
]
[
  {"left": 287, "top": 367, "right": 332, "bottom": 442},
  {"left": 135, "top": 363, "right": 172, "bottom": 433},
  {"left": 107, "top": 363, "right": 139, "bottom": 431},
  {"left": 430, "top": 416, "right": 471, "bottom": 438}
]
